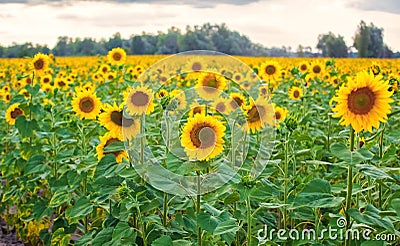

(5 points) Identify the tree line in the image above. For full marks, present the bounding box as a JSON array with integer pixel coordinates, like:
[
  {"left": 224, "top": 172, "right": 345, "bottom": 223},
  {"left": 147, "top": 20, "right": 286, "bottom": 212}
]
[{"left": 0, "top": 22, "right": 398, "bottom": 58}]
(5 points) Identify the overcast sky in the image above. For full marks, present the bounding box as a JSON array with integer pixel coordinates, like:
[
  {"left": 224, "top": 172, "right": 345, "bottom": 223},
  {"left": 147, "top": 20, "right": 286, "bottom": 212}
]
[{"left": 1, "top": 0, "right": 400, "bottom": 51}]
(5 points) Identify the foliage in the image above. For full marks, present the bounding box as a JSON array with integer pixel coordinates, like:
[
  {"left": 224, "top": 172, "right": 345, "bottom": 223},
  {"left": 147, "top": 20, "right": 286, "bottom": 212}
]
[{"left": 0, "top": 54, "right": 400, "bottom": 246}]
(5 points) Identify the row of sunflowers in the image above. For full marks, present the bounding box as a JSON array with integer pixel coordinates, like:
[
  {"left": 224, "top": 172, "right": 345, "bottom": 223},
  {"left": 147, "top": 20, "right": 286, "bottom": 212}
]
[{"left": 1, "top": 48, "right": 400, "bottom": 245}]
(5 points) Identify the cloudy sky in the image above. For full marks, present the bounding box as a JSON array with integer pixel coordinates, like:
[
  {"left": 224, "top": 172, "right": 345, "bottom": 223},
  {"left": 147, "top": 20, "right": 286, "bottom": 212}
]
[{"left": 1, "top": 0, "right": 400, "bottom": 51}]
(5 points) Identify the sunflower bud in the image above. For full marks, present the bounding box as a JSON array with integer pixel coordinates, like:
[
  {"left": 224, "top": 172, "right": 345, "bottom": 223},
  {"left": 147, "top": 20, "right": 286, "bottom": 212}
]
[
  {"left": 117, "top": 184, "right": 130, "bottom": 199},
  {"left": 284, "top": 113, "right": 298, "bottom": 132},
  {"left": 240, "top": 174, "right": 257, "bottom": 188}
]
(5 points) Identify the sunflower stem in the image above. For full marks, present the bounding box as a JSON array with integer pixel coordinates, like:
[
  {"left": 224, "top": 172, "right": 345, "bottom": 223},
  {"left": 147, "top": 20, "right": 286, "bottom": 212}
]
[
  {"left": 79, "top": 120, "right": 89, "bottom": 233},
  {"left": 196, "top": 171, "right": 202, "bottom": 246},
  {"left": 345, "top": 127, "right": 354, "bottom": 246},
  {"left": 377, "top": 124, "right": 385, "bottom": 208},
  {"left": 246, "top": 195, "right": 252, "bottom": 246},
  {"left": 283, "top": 131, "right": 289, "bottom": 229},
  {"left": 29, "top": 73, "right": 34, "bottom": 146},
  {"left": 327, "top": 114, "right": 331, "bottom": 152},
  {"left": 163, "top": 192, "right": 168, "bottom": 228},
  {"left": 231, "top": 120, "right": 235, "bottom": 168},
  {"left": 140, "top": 113, "right": 145, "bottom": 166}
]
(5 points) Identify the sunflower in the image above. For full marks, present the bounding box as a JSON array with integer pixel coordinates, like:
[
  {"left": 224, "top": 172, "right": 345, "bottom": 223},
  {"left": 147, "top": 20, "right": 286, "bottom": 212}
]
[
  {"left": 229, "top": 92, "right": 247, "bottom": 111},
  {"left": 258, "top": 86, "right": 269, "bottom": 98},
  {"left": 3, "top": 93, "right": 11, "bottom": 103},
  {"left": 99, "top": 103, "right": 123, "bottom": 135},
  {"left": 126, "top": 86, "right": 155, "bottom": 116},
  {"left": 245, "top": 97, "right": 274, "bottom": 133},
  {"left": 105, "top": 71, "right": 117, "bottom": 81},
  {"left": 273, "top": 103, "right": 288, "bottom": 125},
  {"left": 260, "top": 61, "right": 281, "bottom": 81},
  {"left": 310, "top": 61, "right": 325, "bottom": 77},
  {"left": 99, "top": 103, "right": 140, "bottom": 138},
  {"left": 288, "top": 86, "right": 303, "bottom": 100},
  {"left": 212, "top": 98, "right": 232, "bottom": 115},
  {"left": 181, "top": 114, "right": 225, "bottom": 161},
  {"left": 99, "top": 64, "right": 110, "bottom": 74},
  {"left": 185, "top": 57, "right": 205, "bottom": 73},
  {"left": 231, "top": 72, "right": 244, "bottom": 84},
  {"left": 96, "top": 132, "right": 128, "bottom": 163},
  {"left": 41, "top": 83, "right": 54, "bottom": 93},
  {"left": 107, "top": 47, "right": 126, "bottom": 66},
  {"left": 298, "top": 61, "right": 309, "bottom": 74},
  {"left": 156, "top": 89, "right": 168, "bottom": 99},
  {"left": 31, "top": 53, "right": 49, "bottom": 75},
  {"left": 169, "top": 89, "right": 187, "bottom": 111},
  {"left": 122, "top": 114, "right": 141, "bottom": 139},
  {"left": 331, "top": 71, "right": 393, "bottom": 133},
  {"left": 23, "top": 77, "right": 33, "bottom": 86},
  {"left": 40, "top": 74, "right": 52, "bottom": 85},
  {"left": 19, "top": 89, "right": 30, "bottom": 99},
  {"left": 5, "top": 103, "right": 25, "bottom": 125},
  {"left": 195, "top": 72, "right": 226, "bottom": 100},
  {"left": 54, "top": 77, "right": 69, "bottom": 90},
  {"left": 189, "top": 102, "right": 206, "bottom": 118},
  {"left": 72, "top": 90, "right": 102, "bottom": 119}
]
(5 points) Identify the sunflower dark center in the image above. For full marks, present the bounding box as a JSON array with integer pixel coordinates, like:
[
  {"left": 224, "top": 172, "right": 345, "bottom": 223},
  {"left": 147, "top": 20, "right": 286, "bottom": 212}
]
[
  {"left": 160, "top": 76, "right": 167, "bottom": 83},
  {"left": 233, "top": 96, "right": 243, "bottom": 107},
  {"left": 193, "top": 107, "right": 202, "bottom": 115},
  {"left": 43, "top": 78, "right": 50, "bottom": 83},
  {"left": 34, "top": 59, "right": 44, "bottom": 70},
  {"left": 275, "top": 111, "right": 282, "bottom": 120},
  {"left": 26, "top": 78, "right": 32, "bottom": 84},
  {"left": 130, "top": 91, "right": 149, "bottom": 107},
  {"left": 58, "top": 81, "right": 66, "bottom": 87},
  {"left": 108, "top": 75, "right": 114, "bottom": 80},
  {"left": 347, "top": 87, "right": 375, "bottom": 115},
  {"left": 11, "top": 108, "right": 23, "bottom": 119},
  {"left": 261, "top": 88, "right": 267, "bottom": 94},
  {"left": 293, "top": 90, "right": 300, "bottom": 98},
  {"left": 202, "top": 74, "right": 219, "bottom": 92},
  {"left": 190, "top": 124, "right": 216, "bottom": 149},
  {"left": 248, "top": 105, "right": 266, "bottom": 123},
  {"left": 111, "top": 110, "right": 123, "bottom": 126},
  {"left": 122, "top": 115, "right": 135, "bottom": 127},
  {"left": 313, "top": 65, "right": 321, "bottom": 74},
  {"left": 235, "top": 75, "right": 241, "bottom": 81},
  {"left": 79, "top": 97, "right": 95, "bottom": 113},
  {"left": 192, "top": 62, "right": 202, "bottom": 72},
  {"left": 102, "top": 67, "right": 108, "bottom": 73},
  {"left": 300, "top": 64, "right": 307, "bottom": 71},
  {"left": 216, "top": 102, "right": 226, "bottom": 113},
  {"left": 104, "top": 138, "right": 123, "bottom": 156},
  {"left": 265, "top": 65, "right": 276, "bottom": 75},
  {"left": 113, "top": 52, "right": 122, "bottom": 61}
]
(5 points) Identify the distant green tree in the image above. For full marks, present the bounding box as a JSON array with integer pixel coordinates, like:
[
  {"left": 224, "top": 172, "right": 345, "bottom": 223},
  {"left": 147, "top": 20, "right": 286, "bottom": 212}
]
[
  {"left": 353, "top": 20, "right": 392, "bottom": 58},
  {"left": 354, "top": 21, "right": 370, "bottom": 57},
  {"left": 131, "top": 36, "right": 145, "bottom": 54},
  {"left": 106, "top": 32, "right": 123, "bottom": 51},
  {"left": 156, "top": 27, "right": 180, "bottom": 54},
  {"left": 0, "top": 45, "right": 4, "bottom": 57},
  {"left": 317, "top": 32, "right": 348, "bottom": 57},
  {"left": 53, "top": 36, "right": 73, "bottom": 56}
]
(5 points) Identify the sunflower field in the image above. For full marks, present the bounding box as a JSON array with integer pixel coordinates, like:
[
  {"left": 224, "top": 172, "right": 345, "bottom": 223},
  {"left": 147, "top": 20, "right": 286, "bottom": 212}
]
[{"left": 1, "top": 49, "right": 400, "bottom": 246}]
